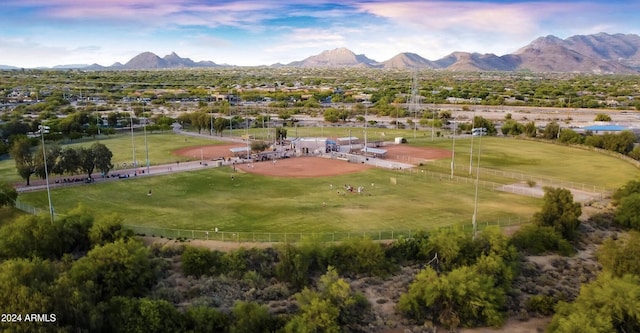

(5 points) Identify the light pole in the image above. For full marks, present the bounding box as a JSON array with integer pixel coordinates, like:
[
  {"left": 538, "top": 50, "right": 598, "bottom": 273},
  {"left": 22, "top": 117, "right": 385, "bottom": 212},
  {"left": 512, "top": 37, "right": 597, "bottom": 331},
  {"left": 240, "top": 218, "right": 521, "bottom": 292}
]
[
  {"left": 130, "top": 111, "right": 136, "bottom": 168},
  {"left": 39, "top": 125, "right": 54, "bottom": 224},
  {"left": 450, "top": 120, "right": 456, "bottom": 179},
  {"left": 96, "top": 111, "right": 100, "bottom": 137},
  {"left": 431, "top": 95, "right": 436, "bottom": 141},
  {"left": 469, "top": 112, "right": 475, "bottom": 175},
  {"left": 228, "top": 102, "right": 233, "bottom": 138},
  {"left": 364, "top": 106, "right": 368, "bottom": 155},
  {"left": 144, "top": 121, "right": 150, "bottom": 174},
  {"left": 472, "top": 127, "right": 485, "bottom": 240}
]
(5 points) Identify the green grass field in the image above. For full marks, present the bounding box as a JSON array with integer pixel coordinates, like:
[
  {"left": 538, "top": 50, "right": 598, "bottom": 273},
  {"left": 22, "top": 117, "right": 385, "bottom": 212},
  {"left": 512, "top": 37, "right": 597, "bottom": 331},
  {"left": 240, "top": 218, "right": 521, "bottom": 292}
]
[
  {"left": 8, "top": 129, "right": 640, "bottom": 236},
  {"left": 236, "top": 124, "right": 419, "bottom": 143},
  {"left": 417, "top": 136, "right": 639, "bottom": 190},
  {"left": 0, "top": 132, "right": 222, "bottom": 183},
  {"left": 18, "top": 167, "right": 540, "bottom": 233}
]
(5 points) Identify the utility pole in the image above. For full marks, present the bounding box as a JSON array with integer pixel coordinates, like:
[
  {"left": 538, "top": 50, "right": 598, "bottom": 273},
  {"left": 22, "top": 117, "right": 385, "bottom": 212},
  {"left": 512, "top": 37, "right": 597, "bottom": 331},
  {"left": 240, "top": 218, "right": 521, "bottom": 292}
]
[
  {"left": 469, "top": 111, "right": 475, "bottom": 175},
  {"left": 39, "top": 125, "right": 54, "bottom": 224},
  {"left": 451, "top": 120, "right": 456, "bottom": 179},
  {"left": 472, "top": 128, "right": 484, "bottom": 240}
]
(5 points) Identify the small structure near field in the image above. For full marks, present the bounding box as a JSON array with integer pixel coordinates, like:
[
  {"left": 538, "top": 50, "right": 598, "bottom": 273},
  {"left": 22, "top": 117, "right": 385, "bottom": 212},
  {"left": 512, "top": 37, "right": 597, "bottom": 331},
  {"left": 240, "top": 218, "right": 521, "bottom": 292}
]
[
  {"left": 291, "top": 137, "right": 330, "bottom": 155},
  {"left": 229, "top": 147, "right": 251, "bottom": 158},
  {"left": 361, "top": 147, "right": 387, "bottom": 158},
  {"left": 336, "top": 136, "right": 359, "bottom": 145}
]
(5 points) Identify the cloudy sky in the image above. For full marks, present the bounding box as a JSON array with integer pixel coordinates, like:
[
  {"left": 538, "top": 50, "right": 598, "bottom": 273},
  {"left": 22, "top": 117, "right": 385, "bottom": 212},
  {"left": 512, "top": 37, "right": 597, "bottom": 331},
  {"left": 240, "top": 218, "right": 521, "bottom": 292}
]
[{"left": 1, "top": 0, "right": 639, "bottom": 68}]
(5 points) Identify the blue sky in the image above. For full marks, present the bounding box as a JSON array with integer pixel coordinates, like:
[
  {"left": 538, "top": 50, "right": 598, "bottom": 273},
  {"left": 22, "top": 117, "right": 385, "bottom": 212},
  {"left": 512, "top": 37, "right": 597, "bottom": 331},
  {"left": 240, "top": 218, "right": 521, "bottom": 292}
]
[{"left": 1, "top": 0, "right": 639, "bottom": 68}]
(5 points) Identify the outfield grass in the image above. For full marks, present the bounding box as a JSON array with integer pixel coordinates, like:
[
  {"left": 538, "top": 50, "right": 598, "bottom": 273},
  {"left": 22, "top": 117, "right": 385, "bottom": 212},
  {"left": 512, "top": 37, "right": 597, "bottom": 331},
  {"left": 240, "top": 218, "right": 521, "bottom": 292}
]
[
  {"left": 18, "top": 167, "right": 540, "bottom": 233},
  {"left": 225, "top": 126, "right": 639, "bottom": 189},
  {"left": 0, "top": 132, "right": 222, "bottom": 183},
  {"left": 9, "top": 129, "right": 640, "bottom": 234},
  {"left": 61, "top": 131, "right": 225, "bottom": 167},
  {"left": 230, "top": 125, "right": 417, "bottom": 143},
  {"left": 415, "top": 136, "right": 639, "bottom": 190}
]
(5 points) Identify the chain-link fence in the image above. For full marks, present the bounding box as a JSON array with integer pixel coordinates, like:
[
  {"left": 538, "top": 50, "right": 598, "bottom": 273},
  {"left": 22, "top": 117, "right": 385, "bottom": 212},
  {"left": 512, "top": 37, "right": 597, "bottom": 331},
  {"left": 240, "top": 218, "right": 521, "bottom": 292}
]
[{"left": 123, "top": 217, "right": 530, "bottom": 243}]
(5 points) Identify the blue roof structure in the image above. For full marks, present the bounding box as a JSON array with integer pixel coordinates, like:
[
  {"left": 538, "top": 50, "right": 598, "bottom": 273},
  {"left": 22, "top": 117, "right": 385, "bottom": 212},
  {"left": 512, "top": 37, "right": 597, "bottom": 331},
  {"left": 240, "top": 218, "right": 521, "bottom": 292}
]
[{"left": 583, "top": 125, "right": 628, "bottom": 132}]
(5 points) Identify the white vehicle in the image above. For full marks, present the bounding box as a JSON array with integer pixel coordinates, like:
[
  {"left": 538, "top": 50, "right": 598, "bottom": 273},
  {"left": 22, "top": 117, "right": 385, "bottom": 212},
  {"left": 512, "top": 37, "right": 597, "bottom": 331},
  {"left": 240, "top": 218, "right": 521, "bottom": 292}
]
[{"left": 472, "top": 127, "right": 487, "bottom": 136}]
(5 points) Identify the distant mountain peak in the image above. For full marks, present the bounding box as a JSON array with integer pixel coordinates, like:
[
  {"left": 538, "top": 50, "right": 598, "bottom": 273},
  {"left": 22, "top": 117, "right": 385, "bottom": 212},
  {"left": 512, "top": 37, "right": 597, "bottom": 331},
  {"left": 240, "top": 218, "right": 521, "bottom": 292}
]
[
  {"left": 11, "top": 32, "right": 640, "bottom": 73},
  {"left": 287, "top": 47, "right": 376, "bottom": 67},
  {"left": 381, "top": 52, "right": 435, "bottom": 69}
]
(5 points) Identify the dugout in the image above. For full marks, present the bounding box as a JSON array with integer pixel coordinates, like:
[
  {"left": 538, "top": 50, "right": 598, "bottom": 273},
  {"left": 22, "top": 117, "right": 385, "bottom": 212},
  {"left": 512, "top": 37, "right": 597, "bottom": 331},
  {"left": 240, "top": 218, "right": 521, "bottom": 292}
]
[
  {"left": 336, "top": 136, "right": 359, "bottom": 145},
  {"left": 229, "top": 147, "right": 251, "bottom": 158},
  {"left": 361, "top": 147, "right": 387, "bottom": 158}
]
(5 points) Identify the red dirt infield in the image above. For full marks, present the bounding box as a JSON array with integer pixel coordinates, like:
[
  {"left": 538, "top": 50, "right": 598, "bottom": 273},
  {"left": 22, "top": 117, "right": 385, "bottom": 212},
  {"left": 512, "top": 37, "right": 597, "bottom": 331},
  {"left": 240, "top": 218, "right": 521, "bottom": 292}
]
[
  {"left": 236, "top": 157, "right": 371, "bottom": 178},
  {"left": 173, "top": 143, "right": 450, "bottom": 178}
]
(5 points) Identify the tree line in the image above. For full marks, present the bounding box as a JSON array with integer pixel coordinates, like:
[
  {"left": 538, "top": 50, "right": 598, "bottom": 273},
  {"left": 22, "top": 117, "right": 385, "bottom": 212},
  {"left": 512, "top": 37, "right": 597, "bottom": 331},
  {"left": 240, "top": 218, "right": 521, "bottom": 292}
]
[{"left": 9, "top": 136, "right": 113, "bottom": 185}]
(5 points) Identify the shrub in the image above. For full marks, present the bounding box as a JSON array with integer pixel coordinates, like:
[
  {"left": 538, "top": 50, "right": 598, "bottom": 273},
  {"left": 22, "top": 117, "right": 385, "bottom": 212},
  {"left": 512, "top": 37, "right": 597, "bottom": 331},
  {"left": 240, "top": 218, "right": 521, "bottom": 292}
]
[
  {"left": 614, "top": 193, "right": 640, "bottom": 230},
  {"left": 89, "top": 214, "right": 133, "bottom": 247},
  {"left": 181, "top": 246, "right": 225, "bottom": 278},
  {"left": 275, "top": 243, "right": 315, "bottom": 289},
  {"left": 525, "top": 295, "right": 560, "bottom": 316},
  {"left": 384, "top": 232, "right": 429, "bottom": 265},
  {"left": 184, "top": 306, "right": 230, "bottom": 333},
  {"left": 398, "top": 265, "right": 506, "bottom": 330},
  {"left": 322, "top": 238, "right": 389, "bottom": 276},
  {"left": 510, "top": 225, "right": 574, "bottom": 256}
]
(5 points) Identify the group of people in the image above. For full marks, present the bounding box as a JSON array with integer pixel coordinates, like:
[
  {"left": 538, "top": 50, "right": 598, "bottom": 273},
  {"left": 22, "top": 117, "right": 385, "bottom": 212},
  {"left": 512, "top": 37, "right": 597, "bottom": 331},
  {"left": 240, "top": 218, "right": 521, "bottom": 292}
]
[{"left": 343, "top": 184, "right": 364, "bottom": 193}]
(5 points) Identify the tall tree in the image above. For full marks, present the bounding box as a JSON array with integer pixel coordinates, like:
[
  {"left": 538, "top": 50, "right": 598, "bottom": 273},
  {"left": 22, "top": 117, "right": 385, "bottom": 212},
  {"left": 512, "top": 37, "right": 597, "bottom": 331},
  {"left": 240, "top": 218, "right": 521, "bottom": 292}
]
[
  {"left": 472, "top": 115, "right": 497, "bottom": 135},
  {"left": 92, "top": 142, "right": 113, "bottom": 176},
  {"left": 53, "top": 147, "right": 81, "bottom": 175},
  {"left": 9, "top": 135, "right": 36, "bottom": 185},
  {"left": 78, "top": 146, "right": 96, "bottom": 179},
  {"left": 34, "top": 142, "right": 61, "bottom": 180},
  {"left": 534, "top": 187, "right": 582, "bottom": 241},
  {"left": 214, "top": 117, "right": 229, "bottom": 136}
]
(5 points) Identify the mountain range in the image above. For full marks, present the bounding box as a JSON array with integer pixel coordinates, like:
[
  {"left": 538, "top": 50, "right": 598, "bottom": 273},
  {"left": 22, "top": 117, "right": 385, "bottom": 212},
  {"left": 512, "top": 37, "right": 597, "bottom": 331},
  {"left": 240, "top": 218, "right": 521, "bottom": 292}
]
[{"left": 3, "top": 32, "right": 640, "bottom": 73}]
